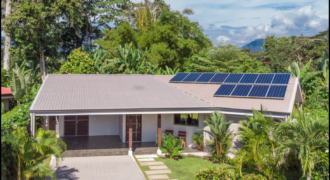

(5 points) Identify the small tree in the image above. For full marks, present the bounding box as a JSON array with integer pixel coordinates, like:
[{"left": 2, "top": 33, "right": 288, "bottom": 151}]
[
  {"left": 59, "top": 48, "right": 96, "bottom": 74},
  {"left": 199, "top": 111, "right": 233, "bottom": 163}
]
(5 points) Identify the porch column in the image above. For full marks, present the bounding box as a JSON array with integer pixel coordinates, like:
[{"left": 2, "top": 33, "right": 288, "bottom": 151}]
[
  {"left": 128, "top": 115, "right": 133, "bottom": 155},
  {"left": 55, "top": 116, "right": 59, "bottom": 138},
  {"left": 30, "top": 113, "right": 35, "bottom": 137},
  {"left": 157, "top": 114, "right": 162, "bottom": 155}
]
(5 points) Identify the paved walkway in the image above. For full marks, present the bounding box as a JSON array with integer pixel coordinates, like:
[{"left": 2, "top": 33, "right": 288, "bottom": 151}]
[
  {"left": 135, "top": 155, "right": 177, "bottom": 180},
  {"left": 49, "top": 156, "right": 145, "bottom": 180}
]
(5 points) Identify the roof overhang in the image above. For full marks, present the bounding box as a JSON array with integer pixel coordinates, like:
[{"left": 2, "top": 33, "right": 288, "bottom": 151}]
[
  {"left": 1, "top": 95, "right": 14, "bottom": 99},
  {"left": 32, "top": 107, "right": 289, "bottom": 119}
]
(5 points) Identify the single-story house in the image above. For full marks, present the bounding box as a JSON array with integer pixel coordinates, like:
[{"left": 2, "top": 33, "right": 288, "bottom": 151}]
[
  {"left": 29, "top": 73, "right": 303, "bottom": 155},
  {"left": 1, "top": 87, "right": 14, "bottom": 113}
]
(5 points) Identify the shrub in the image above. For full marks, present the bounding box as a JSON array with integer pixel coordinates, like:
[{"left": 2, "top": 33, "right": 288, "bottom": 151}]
[
  {"left": 243, "top": 173, "right": 267, "bottom": 180},
  {"left": 195, "top": 167, "right": 235, "bottom": 180},
  {"left": 59, "top": 48, "right": 96, "bottom": 74},
  {"left": 192, "top": 133, "right": 204, "bottom": 147},
  {"left": 159, "top": 134, "right": 185, "bottom": 159}
]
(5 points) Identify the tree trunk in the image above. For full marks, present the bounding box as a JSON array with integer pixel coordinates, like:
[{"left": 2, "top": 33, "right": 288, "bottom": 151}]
[
  {"left": 85, "top": 17, "right": 89, "bottom": 50},
  {"left": 17, "top": 155, "right": 20, "bottom": 180},
  {"left": 3, "top": 0, "right": 12, "bottom": 70},
  {"left": 306, "top": 177, "right": 311, "bottom": 180},
  {"left": 219, "top": 141, "right": 222, "bottom": 156},
  {"left": 39, "top": 45, "right": 46, "bottom": 82},
  {"left": 216, "top": 141, "right": 219, "bottom": 156}
]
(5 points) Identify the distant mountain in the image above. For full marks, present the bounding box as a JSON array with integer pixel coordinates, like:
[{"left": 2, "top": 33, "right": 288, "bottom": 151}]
[{"left": 241, "top": 39, "right": 265, "bottom": 52}]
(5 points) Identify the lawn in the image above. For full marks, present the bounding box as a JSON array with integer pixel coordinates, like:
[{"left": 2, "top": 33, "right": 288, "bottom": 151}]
[
  {"left": 155, "top": 156, "right": 243, "bottom": 180},
  {"left": 154, "top": 156, "right": 300, "bottom": 180}
]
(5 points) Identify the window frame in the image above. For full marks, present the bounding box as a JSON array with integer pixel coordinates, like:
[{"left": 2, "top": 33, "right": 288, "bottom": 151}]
[{"left": 173, "top": 113, "right": 199, "bottom": 127}]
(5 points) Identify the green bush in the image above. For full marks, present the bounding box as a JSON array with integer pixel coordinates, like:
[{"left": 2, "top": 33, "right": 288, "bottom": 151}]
[
  {"left": 195, "top": 167, "right": 235, "bottom": 180},
  {"left": 192, "top": 133, "right": 204, "bottom": 147},
  {"left": 159, "top": 134, "right": 185, "bottom": 159},
  {"left": 59, "top": 48, "right": 96, "bottom": 74},
  {"left": 243, "top": 173, "right": 267, "bottom": 180}
]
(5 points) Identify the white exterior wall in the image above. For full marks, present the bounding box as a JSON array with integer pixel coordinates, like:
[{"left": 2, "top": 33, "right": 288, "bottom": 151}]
[
  {"left": 118, "top": 115, "right": 124, "bottom": 142},
  {"left": 161, "top": 114, "right": 207, "bottom": 147},
  {"left": 142, "top": 114, "right": 158, "bottom": 142},
  {"left": 89, "top": 115, "right": 119, "bottom": 136}
]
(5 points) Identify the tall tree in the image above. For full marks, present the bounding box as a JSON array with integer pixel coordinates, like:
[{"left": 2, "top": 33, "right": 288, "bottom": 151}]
[
  {"left": 4, "top": 0, "right": 83, "bottom": 82},
  {"left": 3, "top": 0, "right": 11, "bottom": 70},
  {"left": 82, "top": 0, "right": 128, "bottom": 49}
]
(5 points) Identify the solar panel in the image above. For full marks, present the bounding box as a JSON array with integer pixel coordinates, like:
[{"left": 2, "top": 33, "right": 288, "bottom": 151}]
[
  {"left": 266, "top": 85, "right": 287, "bottom": 98},
  {"left": 169, "top": 73, "right": 189, "bottom": 82},
  {"left": 272, "top": 74, "right": 291, "bottom": 84},
  {"left": 182, "top": 73, "right": 202, "bottom": 82},
  {"left": 224, "top": 74, "right": 244, "bottom": 83},
  {"left": 196, "top": 73, "right": 216, "bottom": 83},
  {"left": 239, "top": 74, "right": 259, "bottom": 84},
  {"left": 214, "top": 84, "right": 236, "bottom": 96},
  {"left": 248, "top": 85, "right": 270, "bottom": 97},
  {"left": 255, "top": 74, "right": 274, "bottom": 84},
  {"left": 231, "top": 85, "right": 253, "bottom": 96},
  {"left": 209, "top": 73, "right": 229, "bottom": 83}
]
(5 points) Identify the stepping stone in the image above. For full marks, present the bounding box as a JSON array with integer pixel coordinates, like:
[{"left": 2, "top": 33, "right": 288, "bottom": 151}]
[
  {"left": 140, "top": 162, "right": 164, "bottom": 166},
  {"left": 145, "top": 170, "right": 172, "bottom": 175},
  {"left": 137, "top": 158, "right": 155, "bottom": 162},
  {"left": 135, "top": 155, "right": 158, "bottom": 158},
  {"left": 148, "top": 174, "right": 170, "bottom": 180},
  {"left": 149, "top": 166, "right": 168, "bottom": 170}
]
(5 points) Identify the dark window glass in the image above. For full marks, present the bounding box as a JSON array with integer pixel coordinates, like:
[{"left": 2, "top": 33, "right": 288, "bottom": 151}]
[
  {"left": 174, "top": 114, "right": 199, "bottom": 126},
  {"left": 77, "top": 115, "right": 89, "bottom": 120},
  {"left": 65, "top": 116, "right": 76, "bottom": 120}
]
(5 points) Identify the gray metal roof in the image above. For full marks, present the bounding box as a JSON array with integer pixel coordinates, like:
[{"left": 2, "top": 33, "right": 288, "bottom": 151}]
[
  {"left": 155, "top": 75, "right": 301, "bottom": 114},
  {"left": 30, "top": 74, "right": 214, "bottom": 112}
]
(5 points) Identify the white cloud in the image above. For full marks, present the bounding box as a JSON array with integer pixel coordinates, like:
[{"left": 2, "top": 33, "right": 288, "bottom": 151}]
[
  {"left": 216, "top": 36, "right": 230, "bottom": 42},
  {"left": 224, "top": 5, "right": 329, "bottom": 45}
]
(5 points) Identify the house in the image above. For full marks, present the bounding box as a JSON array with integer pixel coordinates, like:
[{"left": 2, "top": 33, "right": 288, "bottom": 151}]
[
  {"left": 29, "top": 73, "right": 303, "bottom": 155},
  {"left": 1, "top": 87, "right": 14, "bottom": 113}
]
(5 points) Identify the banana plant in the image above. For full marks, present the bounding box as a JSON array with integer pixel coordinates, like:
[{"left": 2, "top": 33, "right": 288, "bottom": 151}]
[
  {"left": 159, "top": 134, "right": 185, "bottom": 159},
  {"left": 317, "top": 51, "right": 329, "bottom": 90},
  {"left": 163, "top": 66, "right": 180, "bottom": 75},
  {"left": 9, "top": 63, "right": 33, "bottom": 105},
  {"left": 108, "top": 43, "right": 149, "bottom": 74}
]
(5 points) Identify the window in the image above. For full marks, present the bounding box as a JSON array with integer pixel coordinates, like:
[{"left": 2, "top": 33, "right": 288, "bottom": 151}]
[{"left": 174, "top": 114, "right": 199, "bottom": 126}]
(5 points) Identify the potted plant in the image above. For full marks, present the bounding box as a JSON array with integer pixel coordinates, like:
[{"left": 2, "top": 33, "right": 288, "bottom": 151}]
[{"left": 192, "top": 133, "right": 204, "bottom": 150}]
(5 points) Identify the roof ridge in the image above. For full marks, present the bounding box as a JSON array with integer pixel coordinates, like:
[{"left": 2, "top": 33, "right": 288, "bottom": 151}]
[{"left": 152, "top": 76, "right": 216, "bottom": 107}]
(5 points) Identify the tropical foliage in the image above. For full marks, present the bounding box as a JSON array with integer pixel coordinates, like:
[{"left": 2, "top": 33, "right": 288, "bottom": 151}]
[
  {"left": 159, "top": 134, "right": 185, "bottom": 159},
  {"left": 235, "top": 108, "right": 286, "bottom": 180},
  {"left": 59, "top": 48, "right": 96, "bottom": 74},
  {"left": 200, "top": 111, "right": 234, "bottom": 163},
  {"left": 2, "top": 127, "right": 66, "bottom": 180},
  {"left": 195, "top": 167, "right": 235, "bottom": 180},
  {"left": 192, "top": 133, "right": 204, "bottom": 148},
  {"left": 275, "top": 109, "right": 329, "bottom": 180}
]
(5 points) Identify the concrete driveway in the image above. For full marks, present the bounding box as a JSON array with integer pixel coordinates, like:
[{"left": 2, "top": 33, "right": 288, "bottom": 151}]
[{"left": 49, "top": 156, "right": 145, "bottom": 180}]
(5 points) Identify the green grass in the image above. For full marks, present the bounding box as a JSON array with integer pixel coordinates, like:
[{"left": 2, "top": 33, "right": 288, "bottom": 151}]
[
  {"left": 133, "top": 156, "right": 149, "bottom": 180},
  {"left": 155, "top": 156, "right": 242, "bottom": 180}
]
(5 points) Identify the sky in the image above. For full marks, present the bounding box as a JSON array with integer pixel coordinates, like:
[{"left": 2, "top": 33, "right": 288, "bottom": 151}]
[{"left": 133, "top": 0, "right": 329, "bottom": 46}]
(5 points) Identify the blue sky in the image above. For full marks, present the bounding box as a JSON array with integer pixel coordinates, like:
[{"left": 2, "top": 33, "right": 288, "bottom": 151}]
[{"left": 133, "top": 0, "right": 329, "bottom": 46}]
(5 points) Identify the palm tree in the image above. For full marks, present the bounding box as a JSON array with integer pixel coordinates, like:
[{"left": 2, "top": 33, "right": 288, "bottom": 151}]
[
  {"left": 199, "top": 111, "right": 233, "bottom": 162},
  {"left": 2, "top": 127, "right": 67, "bottom": 180},
  {"left": 235, "top": 108, "right": 285, "bottom": 179},
  {"left": 275, "top": 109, "right": 329, "bottom": 180}
]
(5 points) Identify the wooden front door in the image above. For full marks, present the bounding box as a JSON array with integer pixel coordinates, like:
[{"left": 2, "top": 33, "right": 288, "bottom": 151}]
[
  {"left": 49, "top": 116, "right": 56, "bottom": 131},
  {"left": 64, "top": 116, "right": 89, "bottom": 136},
  {"left": 126, "top": 115, "right": 142, "bottom": 142}
]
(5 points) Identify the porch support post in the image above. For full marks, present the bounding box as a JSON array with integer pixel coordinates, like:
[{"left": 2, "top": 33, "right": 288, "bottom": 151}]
[
  {"left": 157, "top": 114, "right": 162, "bottom": 155},
  {"left": 55, "top": 116, "right": 59, "bottom": 138},
  {"left": 128, "top": 115, "right": 133, "bottom": 155},
  {"left": 30, "top": 113, "right": 35, "bottom": 137}
]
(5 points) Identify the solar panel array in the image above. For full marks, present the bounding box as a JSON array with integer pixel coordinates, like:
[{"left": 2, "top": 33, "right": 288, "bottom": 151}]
[
  {"left": 169, "top": 72, "right": 291, "bottom": 85},
  {"left": 169, "top": 72, "right": 291, "bottom": 99}
]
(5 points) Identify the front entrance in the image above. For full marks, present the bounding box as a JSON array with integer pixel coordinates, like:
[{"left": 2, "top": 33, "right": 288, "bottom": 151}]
[
  {"left": 64, "top": 115, "right": 89, "bottom": 136},
  {"left": 126, "top": 114, "right": 142, "bottom": 142}
]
